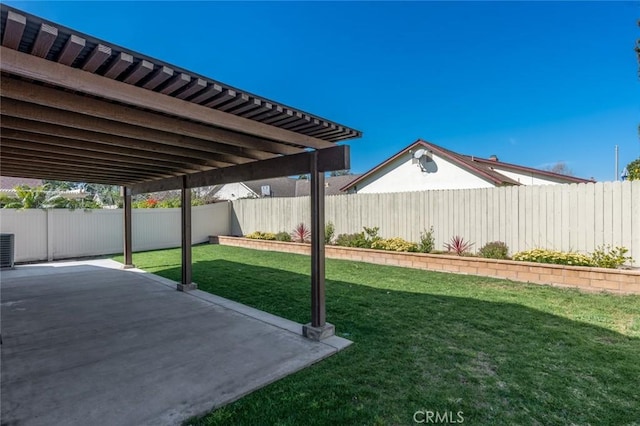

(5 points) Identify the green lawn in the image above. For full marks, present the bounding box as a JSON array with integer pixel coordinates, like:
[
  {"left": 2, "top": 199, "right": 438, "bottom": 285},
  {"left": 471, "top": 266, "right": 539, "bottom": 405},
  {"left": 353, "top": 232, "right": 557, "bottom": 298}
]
[{"left": 116, "top": 245, "right": 640, "bottom": 425}]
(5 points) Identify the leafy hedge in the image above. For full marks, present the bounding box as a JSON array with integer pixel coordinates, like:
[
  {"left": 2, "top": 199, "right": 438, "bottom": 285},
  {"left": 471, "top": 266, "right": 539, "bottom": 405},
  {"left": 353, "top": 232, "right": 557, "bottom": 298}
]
[
  {"left": 513, "top": 246, "right": 633, "bottom": 269},
  {"left": 371, "top": 238, "right": 418, "bottom": 252},
  {"left": 245, "top": 231, "right": 277, "bottom": 241},
  {"left": 513, "top": 249, "right": 593, "bottom": 266}
]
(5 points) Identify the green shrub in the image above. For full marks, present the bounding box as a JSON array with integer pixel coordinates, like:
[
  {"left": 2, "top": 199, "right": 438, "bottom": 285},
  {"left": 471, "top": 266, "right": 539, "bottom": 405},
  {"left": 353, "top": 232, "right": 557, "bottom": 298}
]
[
  {"left": 478, "top": 241, "right": 509, "bottom": 259},
  {"left": 275, "top": 232, "right": 292, "bottom": 242},
  {"left": 325, "top": 221, "right": 335, "bottom": 244},
  {"left": 590, "top": 245, "right": 633, "bottom": 268},
  {"left": 335, "top": 232, "right": 370, "bottom": 248},
  {"left": 418, "top": 226, "right": 435, "bottom": 253},
  {"left": 157, "top": 198, "right": 181, "bottom": 208},
  {"left": 371, "top": 238, "right": 418, "bottom": 252},
  {"left": 335, "top": 226, "right": 381, "bottom": 249},
  {"left": 512, "top": 249, "right": 592, "bottom": 266},
  {"left": 245, "top": 231, "right": 277, "bottom": 240},
  {"left": 363, "top": 226, "right": 381, "bottom": 246}
]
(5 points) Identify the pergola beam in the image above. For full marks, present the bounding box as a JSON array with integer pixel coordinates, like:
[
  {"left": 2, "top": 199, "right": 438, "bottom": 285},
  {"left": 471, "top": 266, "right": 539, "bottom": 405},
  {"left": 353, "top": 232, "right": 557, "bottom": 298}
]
[
  {"left": 131, "top": 145, "right": 350, "bottom": 195},
  {"left": 1, "top": 78, "right": 303, "bottom": 156},
  {"left": 2, "top": 11, "right": 26, "bottom": 49},
  {"left": 0, "top": 166, "right": 135, "bottom": 185},
  {"left": 1, "top": 139, "right": 198, "bottom": 174},
  {"left": 0, "top": 131, "right": 203, "bottom": 172},
  {"left": 103, "top": 52, "right": 133, "bottom": 78},
  {"left": 31, "top": 23, "right": 57, "bottom": 58},
  {"left": 0, "top": 154, "right": 162, "bottom": 180},
  {"left": 57, "top": 35, "right": 85, "bottom": 66},
  {"left": 0, "top": 115, "right": 242, "bottom": 168},
  {"left": 0, "top": 46, "right": 336, "bottom": 151},
  {"left": 0, "top": 99, "right": 265, "bottom": 166}
]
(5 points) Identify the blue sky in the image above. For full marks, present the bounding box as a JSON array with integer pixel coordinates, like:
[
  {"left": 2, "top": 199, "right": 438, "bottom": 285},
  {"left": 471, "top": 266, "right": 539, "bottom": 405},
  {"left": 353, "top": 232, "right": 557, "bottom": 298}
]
[{"left": 7, "top": 1, "right": 639, "bottom": 182}]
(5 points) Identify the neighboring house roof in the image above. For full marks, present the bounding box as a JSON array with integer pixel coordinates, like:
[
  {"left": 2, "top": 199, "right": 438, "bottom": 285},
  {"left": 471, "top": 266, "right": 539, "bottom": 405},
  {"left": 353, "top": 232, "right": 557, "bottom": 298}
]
[
  {"left": 0, "top": 176, "right": 43, "bottom": 190},
  {"left": 342, "top": 139, "right": 593, "bottom": 191},
  {"left": 210, "top": 174, "right": 361, "bottom": 199},
  {"left": 243, "top": 177, "right": 298, "bottom": 197},
  {"left": 295, "top": 174, "right": 361, "bottom": 197},
  {"left": 464, "top": 155, "right": 593, "bottom": 185}
]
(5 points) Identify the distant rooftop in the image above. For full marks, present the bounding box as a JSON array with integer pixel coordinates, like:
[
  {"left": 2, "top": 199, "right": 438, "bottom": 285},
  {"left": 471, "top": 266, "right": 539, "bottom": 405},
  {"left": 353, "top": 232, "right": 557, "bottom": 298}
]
[
  {"left": 342, "top": 139, "right": 594, "bottom": 191},
  {"left": 0, "top": 176, "right": 43, "bottom": 190}
]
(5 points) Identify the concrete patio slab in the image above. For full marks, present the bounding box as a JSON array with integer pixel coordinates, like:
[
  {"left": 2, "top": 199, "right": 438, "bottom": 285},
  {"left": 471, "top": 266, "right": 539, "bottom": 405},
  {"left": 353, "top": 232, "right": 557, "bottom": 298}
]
[{"left": 0, "top": 259, "right": 351, "bottom": 426}]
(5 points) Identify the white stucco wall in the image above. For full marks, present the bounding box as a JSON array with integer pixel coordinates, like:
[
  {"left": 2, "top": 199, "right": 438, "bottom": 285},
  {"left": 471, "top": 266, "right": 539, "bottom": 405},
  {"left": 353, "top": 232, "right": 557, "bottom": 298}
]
[
  {"left": 489, "top": 167, "right": 565, "bottom": 186},
  {"left": 214, "top": 183, "right": 256, "bottom": 200},
  {"left": 355, "top": 153, "right": 494, "bottom": 193}
]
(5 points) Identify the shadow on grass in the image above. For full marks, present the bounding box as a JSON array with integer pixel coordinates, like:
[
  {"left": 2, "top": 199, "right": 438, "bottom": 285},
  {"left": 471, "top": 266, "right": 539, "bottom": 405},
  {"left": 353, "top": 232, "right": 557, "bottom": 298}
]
[{"left": 151, "top": 259, "right": 639, "bottom": 426}]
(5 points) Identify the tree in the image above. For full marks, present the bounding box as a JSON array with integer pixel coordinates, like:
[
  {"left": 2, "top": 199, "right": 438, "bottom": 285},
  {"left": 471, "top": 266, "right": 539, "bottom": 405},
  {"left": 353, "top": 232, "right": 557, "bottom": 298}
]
[
  {"left": 3, "top": 185, "right": 48, "bottom": 209},
  {"left": 83, "top": 183, "right": 122, "bottom": 207},
  {"left": 42, "top": 180, "right": 75, "bottom": 191},
  {"left": 2, "top": 183, "right": 100, "bottom": 209},
  {"left": 543, "top": 162, "right": 574, "bottom": 176},
  {"left": 43, "top": 180, "right": 122, "bottom": 207},
  {"left": 625, "top": 158, "right": 640, "bottom": 180}
]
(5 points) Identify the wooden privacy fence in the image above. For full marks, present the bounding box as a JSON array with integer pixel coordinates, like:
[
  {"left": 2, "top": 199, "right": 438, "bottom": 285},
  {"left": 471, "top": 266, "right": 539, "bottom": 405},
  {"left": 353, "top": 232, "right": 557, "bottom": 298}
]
[{"left": 231, "top": 181, "right": 640, "bottom": 264}]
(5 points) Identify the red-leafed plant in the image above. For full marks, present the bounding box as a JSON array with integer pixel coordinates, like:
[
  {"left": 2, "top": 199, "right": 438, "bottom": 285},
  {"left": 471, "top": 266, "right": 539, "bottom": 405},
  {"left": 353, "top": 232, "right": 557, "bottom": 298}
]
[
  {"left": 143, "top": 198, "right": 158, "bottom": 208},
  {"left": 445, "top": 235, "right": 474, "bottom": 256},
  {"left": 291, "top": 223, "right": 311, "bottom": 243}
]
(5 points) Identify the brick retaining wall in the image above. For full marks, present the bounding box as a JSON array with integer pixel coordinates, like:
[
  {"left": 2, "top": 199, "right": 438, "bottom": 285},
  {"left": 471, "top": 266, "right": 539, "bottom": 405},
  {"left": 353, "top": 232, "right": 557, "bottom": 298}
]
[{"left": 211, "top": 236, "right": 640, "bottom": 295}]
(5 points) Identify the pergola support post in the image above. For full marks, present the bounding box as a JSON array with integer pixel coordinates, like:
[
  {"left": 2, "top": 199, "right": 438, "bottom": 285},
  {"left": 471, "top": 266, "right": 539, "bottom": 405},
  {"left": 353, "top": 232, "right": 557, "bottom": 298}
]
[
  {"left": 121, "top": 186, "right": 134, "bottom": 269},
  {"left": 177, "top": 177, "right": 197, "bottom": 291},
  {"left": 302, "top": 151, "right": 334, "bottom": 341}
]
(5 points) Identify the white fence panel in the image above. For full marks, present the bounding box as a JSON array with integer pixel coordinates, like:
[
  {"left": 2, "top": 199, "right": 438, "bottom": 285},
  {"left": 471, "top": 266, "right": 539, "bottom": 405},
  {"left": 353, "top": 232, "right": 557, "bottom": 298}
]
[
  {"left": 0, "top": 202, "right": 231, "bottom": 262},
  {"left": 133, "top": 208, "right": 181, "bottom": 252},
  {"left": 0, "top": 209, "right": 48, "bottom": 262},
  {"left": 193, "top": 202, "right": 231, "bottom": 243},
  {"left": 50, "top": 209, "right": 122, "bottom": 259}
]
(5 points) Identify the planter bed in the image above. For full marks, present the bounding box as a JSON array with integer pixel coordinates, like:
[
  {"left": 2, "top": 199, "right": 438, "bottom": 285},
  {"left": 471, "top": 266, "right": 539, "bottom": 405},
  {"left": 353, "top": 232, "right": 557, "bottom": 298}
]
[{"left": 210, "top": 236, "right": 640, "bottom": 295}]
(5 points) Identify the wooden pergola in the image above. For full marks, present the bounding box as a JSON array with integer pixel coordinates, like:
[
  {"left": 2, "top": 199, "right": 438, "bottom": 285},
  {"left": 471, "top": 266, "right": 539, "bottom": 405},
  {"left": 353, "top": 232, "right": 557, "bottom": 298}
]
[{"left": 0, "top": 5, "right": 360, "bottom": 339}]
